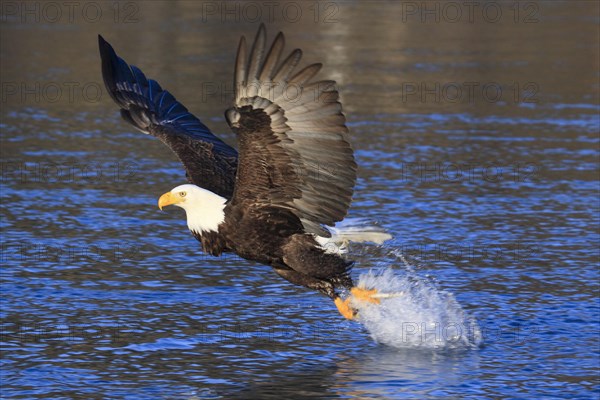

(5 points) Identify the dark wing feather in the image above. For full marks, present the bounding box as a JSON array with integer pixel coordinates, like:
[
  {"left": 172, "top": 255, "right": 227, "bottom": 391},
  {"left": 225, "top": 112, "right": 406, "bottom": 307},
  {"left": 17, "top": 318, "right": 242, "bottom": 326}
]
[
  {"left": 98, "top": 35, "right": 238, "bottom": 198},
  {"left": 227, "top": 25, "right": 357, "bottom": 237}
]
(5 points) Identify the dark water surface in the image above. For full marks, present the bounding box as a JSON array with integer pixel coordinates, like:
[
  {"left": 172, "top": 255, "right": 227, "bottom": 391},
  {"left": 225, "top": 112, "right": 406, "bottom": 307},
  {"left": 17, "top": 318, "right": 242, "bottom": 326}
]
[{"left": 1, "top": 1, "right": 599, "bottom": 398}]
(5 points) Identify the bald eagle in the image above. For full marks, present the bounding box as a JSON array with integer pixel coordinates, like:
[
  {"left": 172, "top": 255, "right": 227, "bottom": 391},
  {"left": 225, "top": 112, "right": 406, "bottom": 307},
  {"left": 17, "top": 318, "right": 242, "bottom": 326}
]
[{"left": 98, "top": 24, "right": 389, "bottom": 319}]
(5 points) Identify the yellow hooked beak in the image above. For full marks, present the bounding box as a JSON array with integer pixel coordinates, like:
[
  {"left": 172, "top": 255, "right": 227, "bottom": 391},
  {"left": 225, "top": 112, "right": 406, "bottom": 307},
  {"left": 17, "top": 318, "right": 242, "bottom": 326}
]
[{"left": 158, "top": 192, "right": 183, "bottom": 210}]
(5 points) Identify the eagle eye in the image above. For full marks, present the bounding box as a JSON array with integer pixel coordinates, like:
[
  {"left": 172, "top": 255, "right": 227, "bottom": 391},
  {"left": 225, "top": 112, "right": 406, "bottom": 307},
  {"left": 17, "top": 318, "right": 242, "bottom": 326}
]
[{"left": 179, "top": 191, "right": 186, "bottom": 197}]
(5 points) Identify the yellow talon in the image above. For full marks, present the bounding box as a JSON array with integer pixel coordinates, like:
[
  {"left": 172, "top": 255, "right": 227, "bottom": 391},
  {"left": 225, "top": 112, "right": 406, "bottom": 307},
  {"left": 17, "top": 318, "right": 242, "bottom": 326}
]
[
  {"left": 334, "top": 297, "right": 355, "bottom": 320},
  {"left": 334, "top": 287, "right": 380, "bottom": 320}
]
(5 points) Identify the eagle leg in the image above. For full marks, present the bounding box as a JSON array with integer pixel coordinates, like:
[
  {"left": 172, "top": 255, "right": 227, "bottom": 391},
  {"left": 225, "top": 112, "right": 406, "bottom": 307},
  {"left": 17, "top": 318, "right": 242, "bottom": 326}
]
[
  {"left": 350, "top": 287, "right": 380, "bottom": 304},
  {"left": 334, "top": 297, "right": 355, "bottom": 319},
  {"left": 273, "top": 266, "right": 337, "bottom": 299},
  {"left": 334, "top": 287, "right": 381, "bottom": 320}
]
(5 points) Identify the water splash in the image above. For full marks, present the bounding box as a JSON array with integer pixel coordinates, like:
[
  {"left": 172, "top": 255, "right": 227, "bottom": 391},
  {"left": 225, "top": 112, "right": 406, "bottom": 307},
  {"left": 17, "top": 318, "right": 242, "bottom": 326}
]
[{"left": 353, "top": 267, "right": 482, "bottom": 350}]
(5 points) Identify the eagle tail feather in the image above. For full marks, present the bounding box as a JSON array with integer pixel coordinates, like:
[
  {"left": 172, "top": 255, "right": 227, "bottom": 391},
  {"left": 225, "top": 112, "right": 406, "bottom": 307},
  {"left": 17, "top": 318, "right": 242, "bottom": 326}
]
[{"left": 316, "top": 218, "right": 392, "bottom": 254}]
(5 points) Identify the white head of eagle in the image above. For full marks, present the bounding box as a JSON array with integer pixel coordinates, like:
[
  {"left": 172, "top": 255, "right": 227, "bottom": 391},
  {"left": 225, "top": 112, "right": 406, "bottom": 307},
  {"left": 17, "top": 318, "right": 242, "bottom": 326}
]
[{"left": 158, "top": 184, "right": 226, "bottom": 235}]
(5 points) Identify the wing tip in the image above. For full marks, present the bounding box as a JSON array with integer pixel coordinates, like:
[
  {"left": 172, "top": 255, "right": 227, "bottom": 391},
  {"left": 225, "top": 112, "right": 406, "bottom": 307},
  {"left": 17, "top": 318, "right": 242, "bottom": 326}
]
[
  {"left": 98, "top": 34, "right": 122, "bottom": 105},
  {"left": 98, "top": 34, "right": 115, "bottom": 60},
  {"left": 258, "top": 22, "right": 266, "bottom": 34}
]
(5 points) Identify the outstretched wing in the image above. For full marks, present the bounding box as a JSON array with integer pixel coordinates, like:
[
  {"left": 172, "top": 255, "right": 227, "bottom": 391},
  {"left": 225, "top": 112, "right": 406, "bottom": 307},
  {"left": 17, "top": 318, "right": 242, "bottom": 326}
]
[
  {"left": 98, "top": 35, "right": 238, "bottom": 198},
  {"left": 226, "top": 24, "right": 357, "bottom": 237}
]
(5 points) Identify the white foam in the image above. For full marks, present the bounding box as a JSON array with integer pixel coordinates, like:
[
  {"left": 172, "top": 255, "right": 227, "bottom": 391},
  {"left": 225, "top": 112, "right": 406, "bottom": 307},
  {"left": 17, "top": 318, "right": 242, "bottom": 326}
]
[{"left": 353, "top": 268, "right": 482, "bottom": 350}]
